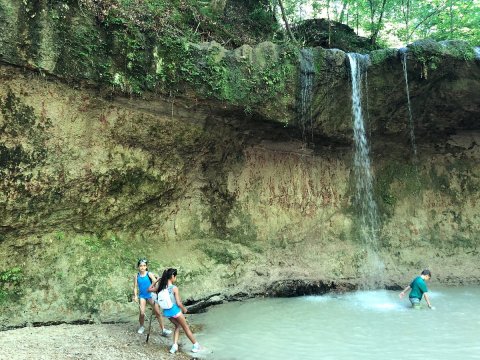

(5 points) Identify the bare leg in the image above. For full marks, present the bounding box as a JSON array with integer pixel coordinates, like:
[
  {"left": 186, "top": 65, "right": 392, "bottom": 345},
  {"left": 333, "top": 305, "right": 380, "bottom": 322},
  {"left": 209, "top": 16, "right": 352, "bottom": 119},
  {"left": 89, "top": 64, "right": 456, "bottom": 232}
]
[
  {"left": 138, "top": 298, "right": 147, "bottom": 326},
  {"left": 170, "top": 314, "right": 197, "bottom": 344},
  {"left": 148, "top": 299, "right": 165, "bottom": 330},
  {"left": 169, "top": 317, "right": 181, "bottom": 345}
]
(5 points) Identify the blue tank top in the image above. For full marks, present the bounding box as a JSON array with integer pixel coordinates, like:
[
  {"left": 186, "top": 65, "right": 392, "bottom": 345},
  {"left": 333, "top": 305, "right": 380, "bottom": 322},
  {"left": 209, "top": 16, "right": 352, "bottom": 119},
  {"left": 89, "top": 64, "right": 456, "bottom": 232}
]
[{"left": 137, "top": 272, "right": 152, "bottom": 299}]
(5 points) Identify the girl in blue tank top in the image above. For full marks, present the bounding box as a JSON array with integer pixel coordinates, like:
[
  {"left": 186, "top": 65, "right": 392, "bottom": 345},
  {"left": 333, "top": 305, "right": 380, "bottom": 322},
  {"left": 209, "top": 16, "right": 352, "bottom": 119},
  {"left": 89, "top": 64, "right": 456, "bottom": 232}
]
[{"left": 133, "top": 258, "right": 172, "bottom": 336}]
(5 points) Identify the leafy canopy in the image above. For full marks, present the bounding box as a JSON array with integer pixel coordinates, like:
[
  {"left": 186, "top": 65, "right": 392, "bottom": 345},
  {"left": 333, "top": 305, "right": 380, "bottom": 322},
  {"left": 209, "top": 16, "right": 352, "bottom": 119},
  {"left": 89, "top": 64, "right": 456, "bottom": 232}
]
[{"left": 273, "top": 0, "right": 480, "bottom": 46}]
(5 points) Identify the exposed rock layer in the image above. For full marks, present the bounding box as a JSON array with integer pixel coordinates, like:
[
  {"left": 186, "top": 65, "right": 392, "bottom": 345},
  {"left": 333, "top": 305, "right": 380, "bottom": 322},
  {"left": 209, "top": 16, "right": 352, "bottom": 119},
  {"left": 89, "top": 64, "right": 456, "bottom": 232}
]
[{"left": 0, "top": 1, "right": 479, "bottom": 329}]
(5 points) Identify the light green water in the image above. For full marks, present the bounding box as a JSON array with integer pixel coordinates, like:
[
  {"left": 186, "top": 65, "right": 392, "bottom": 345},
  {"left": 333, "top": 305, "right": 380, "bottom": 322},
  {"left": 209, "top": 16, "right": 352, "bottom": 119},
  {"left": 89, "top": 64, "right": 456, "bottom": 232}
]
[{"left": 192, "top": 287, "right": 480, "bottom": 360}]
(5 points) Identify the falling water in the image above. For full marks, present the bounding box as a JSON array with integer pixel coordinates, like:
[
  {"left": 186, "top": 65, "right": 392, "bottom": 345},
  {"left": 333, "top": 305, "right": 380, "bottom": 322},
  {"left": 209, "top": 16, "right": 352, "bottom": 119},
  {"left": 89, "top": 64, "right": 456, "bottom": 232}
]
[
  {"left": 401, "top": 49, "right": 422, "bottom": 215},
  {"left": 298, "top": 48, "right": 315, "bottom": 140},
  {"left": 475, "top": 47, "right": 480, "bottom": 60},
  {"left": 347, "top": 53, "right": 384, "bottom": 288},
  {"left": 347, "top": 53, "right": 379, "bottom": 244},
  {"left": 400, "top": 49, "right": 418, "bottom": 159}
]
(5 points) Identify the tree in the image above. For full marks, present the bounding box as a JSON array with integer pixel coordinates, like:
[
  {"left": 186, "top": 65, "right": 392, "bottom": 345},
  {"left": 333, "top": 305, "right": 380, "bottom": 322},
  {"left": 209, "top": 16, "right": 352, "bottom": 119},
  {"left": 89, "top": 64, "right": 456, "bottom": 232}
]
[
  {"left": 277, "top": 0, "right": 298, "bottom": 42},
  {"left": 268, "top": 0, "right": 480, "bottom": 47},
  {"left": 367, "top": 0, "right": 390, "bottom": 45}
]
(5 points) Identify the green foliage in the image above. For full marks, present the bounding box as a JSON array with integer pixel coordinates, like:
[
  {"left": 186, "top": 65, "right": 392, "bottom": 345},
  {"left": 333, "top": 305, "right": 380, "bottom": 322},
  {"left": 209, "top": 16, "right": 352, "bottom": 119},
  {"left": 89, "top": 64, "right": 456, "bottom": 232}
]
[
  {"left": 5, "top": 0, "right": 478, "bottom": 102},
  {"left": 226, "top": 206, "right": 259, "bottom": 247},
  {"left": 19, "top": 0, "right": 280, "bottom": 96},
  {"left": 151, "top": 36, "right": 297, "bottom": 109},
  {"left": 53, "top": 232, "right": 135, "bottom": 311},
  {"left": 375, "top": 162, "right": 423, "bottom": 217},
  {"left": 246, "top": 4, "right": 279, "bottom": 37},
  {"left": 370, "top": 48, "right": 397, "bottom": 66},
  {"left": 406, "top": 0, "right": 480, "bottom": 45},
  {"left": 428, "top": 160, "right": 478, "bottom": 203},
  {"left": 202, "top": 246, "right": 237, "bottom": 265},
  {"left": 0, "top": 267, "right": 23, "bottom": 304},
  {"left": 14, "top": 0, "right": 476, "bottom": 101},
  {"left": 200, "top": 240, "right": 248, "bottom": 265},
  {"left": 278, "top": 0, "right": 479, "bottom": 47},
  {"left": 407, "top": 39, "right": 475, "bottom": 78},
  {"left": 0, "top": 90, "right": 51, "bottom": 171},
  {"left": 42, "top": 2, "right": 111, "bottom": 82}
]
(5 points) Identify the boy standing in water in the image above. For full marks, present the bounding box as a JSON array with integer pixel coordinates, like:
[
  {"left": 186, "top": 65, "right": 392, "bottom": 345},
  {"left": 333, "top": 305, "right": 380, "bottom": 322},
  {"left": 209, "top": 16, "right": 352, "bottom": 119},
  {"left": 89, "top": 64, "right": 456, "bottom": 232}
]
[
  {"left": 399, "top": 269, "right": 434, "bottom": 309},
  {"left": 133, "top": 258, "right": 172, "bottom": 336}
]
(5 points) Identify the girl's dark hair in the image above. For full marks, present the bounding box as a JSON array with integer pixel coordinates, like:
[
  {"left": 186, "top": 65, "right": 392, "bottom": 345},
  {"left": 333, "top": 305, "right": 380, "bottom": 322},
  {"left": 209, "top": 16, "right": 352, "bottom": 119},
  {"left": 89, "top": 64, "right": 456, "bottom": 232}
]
[
  {"left": 158, "top": 268, "right": 177, "bottom": 292},
  {"left": 137, "top": 258, "right": 148, "bottom": 270}
]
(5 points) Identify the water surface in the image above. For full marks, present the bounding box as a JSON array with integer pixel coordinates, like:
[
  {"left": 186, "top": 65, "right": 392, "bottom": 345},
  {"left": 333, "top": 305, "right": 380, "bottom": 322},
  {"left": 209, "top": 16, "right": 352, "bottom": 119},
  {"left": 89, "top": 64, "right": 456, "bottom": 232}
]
[{"left": 193, "top": 287, "right": 480, "bottom": 360}]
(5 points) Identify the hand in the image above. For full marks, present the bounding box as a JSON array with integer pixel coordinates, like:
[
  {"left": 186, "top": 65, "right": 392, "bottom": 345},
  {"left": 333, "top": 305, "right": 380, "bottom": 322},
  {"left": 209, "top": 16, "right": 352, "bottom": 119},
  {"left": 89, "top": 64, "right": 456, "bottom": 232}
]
[
  {"left": 133, "top": 296, "right": 138, "bottom": 303},
  {"left": 182, "top": 306, "right": 188, "bottom": 314},
  {"left": 399, "top": 291, "right": 405, "bottom": 299}
]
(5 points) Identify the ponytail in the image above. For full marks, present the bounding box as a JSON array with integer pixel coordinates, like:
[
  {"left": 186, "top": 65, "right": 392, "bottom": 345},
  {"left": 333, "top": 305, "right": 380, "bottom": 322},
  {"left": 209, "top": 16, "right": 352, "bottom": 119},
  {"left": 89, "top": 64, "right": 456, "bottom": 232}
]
[{"left": 158, "top": 268, "right": 177, "bottom": 293}]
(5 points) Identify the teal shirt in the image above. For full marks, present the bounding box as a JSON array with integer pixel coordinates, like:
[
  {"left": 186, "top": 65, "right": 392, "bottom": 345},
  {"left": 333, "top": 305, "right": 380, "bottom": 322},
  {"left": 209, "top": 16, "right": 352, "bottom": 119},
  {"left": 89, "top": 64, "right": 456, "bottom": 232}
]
[{"left": 409, "top": 276, "right": 428, "bottom": 300}]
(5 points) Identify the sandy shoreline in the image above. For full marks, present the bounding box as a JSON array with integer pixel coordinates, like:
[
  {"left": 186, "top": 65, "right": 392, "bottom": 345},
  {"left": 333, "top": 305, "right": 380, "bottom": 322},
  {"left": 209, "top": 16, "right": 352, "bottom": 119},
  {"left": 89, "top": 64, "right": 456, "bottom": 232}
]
[{"left": 0, "top": 323, "right": 195, "bottom": 360}]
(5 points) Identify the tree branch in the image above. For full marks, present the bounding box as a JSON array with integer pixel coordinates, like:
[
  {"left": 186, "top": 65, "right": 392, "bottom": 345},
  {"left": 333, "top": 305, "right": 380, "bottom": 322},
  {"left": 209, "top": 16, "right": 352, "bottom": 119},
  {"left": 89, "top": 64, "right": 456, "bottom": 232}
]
[
  {"left": 407, "top": 3, "right": 450, "bottom": 40},
  {"left": 277, "top": 0, "right": 297, "bottom": 44}
]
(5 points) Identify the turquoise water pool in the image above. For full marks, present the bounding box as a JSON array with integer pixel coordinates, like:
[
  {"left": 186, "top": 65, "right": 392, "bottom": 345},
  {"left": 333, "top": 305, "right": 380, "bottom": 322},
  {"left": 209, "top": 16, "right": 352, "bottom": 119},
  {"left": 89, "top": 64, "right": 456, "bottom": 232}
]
[{"left": 192, "top": 287, "right": 480, "bottom": 360}]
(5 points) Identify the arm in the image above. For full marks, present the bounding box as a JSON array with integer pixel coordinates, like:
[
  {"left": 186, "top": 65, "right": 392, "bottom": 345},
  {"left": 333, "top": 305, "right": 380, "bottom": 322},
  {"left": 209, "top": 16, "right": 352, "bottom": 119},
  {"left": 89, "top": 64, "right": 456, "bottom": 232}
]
[
  {"left": 173, "top": 287, "right": 188, "bottom": 313},
  {"left": 399, "top": 285, "right": 411, "bottom": 298},
  {"left": 133, "top": 275, "right": 138, "bottom": 303},
  {"left": 148, "top": 272, "right": 157, "bottom": 283},
  {"left": 147, "top": 273, "right": 158, "bottom": 292},
  {"left": 423, "top": 292, "right": 433, "bottom": 308}
]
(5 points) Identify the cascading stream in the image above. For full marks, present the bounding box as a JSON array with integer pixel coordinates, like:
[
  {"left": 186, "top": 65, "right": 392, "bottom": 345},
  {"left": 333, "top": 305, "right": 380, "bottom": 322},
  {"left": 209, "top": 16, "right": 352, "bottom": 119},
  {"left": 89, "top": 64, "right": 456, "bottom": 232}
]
[
  {"left": 347, "top": 53, "right": 384, "bottom": 288},
  {"left": 400, "top": 49, "right": 423, "bottom": 217},
  {"left": 400, "top": 50, "right": 418, "bottom": 159},
  {"left": 298, "top": 48, "right": 315, "bottom": 141}
]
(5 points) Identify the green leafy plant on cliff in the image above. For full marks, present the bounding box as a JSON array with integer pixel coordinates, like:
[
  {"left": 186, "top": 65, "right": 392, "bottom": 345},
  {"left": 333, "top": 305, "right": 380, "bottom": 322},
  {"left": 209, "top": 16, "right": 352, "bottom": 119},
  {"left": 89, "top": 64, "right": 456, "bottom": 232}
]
[
  {"left": 375, "top": 162, "right": 423, "bottom": 218},
  {"left": 0, "top": 91, "right": 52, "bottom": 204},
  {"left": 408, "top": 39, "right": 475, "bottom": 80},
  {"left": 149, "top": 35, "right": 298, "bottom": 111},
  {"left": 370, "top": 48, "right": 397, "bottom": 66},
  {"left": 55, "top": 232, "right": 135, "bottom": 311},
  {"left": 70, "top": 0, "right": 277, "bottom": 95},
  {"left": 0, "top": 267, "right": 23, "bottom": 304}
]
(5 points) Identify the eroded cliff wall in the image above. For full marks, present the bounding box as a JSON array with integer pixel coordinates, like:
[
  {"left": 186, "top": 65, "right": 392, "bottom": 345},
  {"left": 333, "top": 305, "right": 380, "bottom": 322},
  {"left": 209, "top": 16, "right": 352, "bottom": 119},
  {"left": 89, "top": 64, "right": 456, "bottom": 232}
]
[{"left": 1, "top": 0, "right": 480, "bottom": 328}]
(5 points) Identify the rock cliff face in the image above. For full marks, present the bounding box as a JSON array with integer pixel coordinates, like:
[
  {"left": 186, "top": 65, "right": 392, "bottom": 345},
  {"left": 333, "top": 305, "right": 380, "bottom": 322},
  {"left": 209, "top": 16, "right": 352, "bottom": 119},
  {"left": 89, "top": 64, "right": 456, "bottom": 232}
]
[{"left": 1, "top": 1, "right": 480, "bottom": 328}]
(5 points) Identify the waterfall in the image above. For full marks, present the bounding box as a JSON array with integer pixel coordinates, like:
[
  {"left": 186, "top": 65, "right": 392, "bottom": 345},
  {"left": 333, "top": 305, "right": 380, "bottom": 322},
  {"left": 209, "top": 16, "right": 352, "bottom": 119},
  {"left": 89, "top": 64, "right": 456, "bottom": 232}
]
[
  {"left": 347, "top": 53, "right": 379, "bottom": 244},
  {"left": 347, "top": 53, "right": 384, "bottom": 288},
  {"left": 474, "top": 47, "right": 480, "bottom": 60},
  {"left": 298, "top": 48, "right": 315, "bottom": 140},
  {"left": 400, "top": 49, "right": 418, "bottom": 159},
  {"left": 401, "top": 49, "right": 422, "bottom": 215}
]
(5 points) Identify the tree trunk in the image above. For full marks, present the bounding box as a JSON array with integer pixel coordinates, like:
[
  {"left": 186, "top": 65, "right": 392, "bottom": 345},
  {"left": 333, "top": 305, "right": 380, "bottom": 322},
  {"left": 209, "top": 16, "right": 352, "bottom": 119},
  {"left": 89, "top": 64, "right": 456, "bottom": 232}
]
[
  {"left": 370, "top": 0, "right": 388, "bottom": 45},
  {"left": 356, "top": 1, "right": 359, "bottom": 34},
  {"left": 277, "top": 0, "right": 297, "bottom": 43},
  {"left": 327, "top": 0, "right": 332, "bottom": 47},
  {"left": 401, "top": 0, "right": 411, "bottom": 43},
  {"left": 339, "top": 0, "right": 349, "bottom": 23},
  {"left": 449, "top": 0, "right": 454, "bottom": 36}
]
